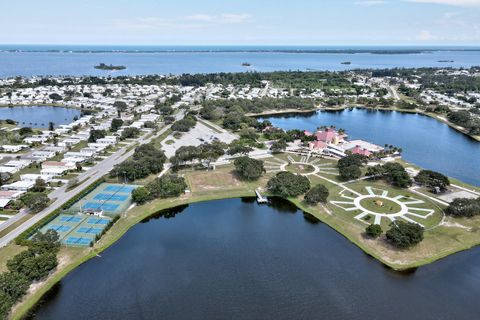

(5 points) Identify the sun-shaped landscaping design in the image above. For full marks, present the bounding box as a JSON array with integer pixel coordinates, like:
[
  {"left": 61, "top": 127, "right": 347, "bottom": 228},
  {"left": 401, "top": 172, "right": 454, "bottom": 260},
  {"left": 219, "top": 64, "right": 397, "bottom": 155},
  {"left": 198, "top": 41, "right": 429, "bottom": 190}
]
[
  {"left": 263, "top": 153, "right": 338, "bottom": 176},
  {"left": 330, "top": 186, "right": 436, "bottom": 227}
]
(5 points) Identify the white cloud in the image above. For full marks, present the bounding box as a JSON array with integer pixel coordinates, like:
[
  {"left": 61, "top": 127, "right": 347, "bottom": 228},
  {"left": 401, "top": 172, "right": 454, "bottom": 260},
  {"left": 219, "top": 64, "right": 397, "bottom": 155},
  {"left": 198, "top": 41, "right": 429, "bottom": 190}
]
[
  {"left": 354, "top": 0, "right": 386, "bottom": 6},
  {"left": 111, "top": 13, "right": 252, "bottom": 32},
  {"left": 407, "top": 0, "right": 480, "bottom": 7},
  {"left": 184, "top": 13, "right": 252, "bottom": 24},
  {"left": 416, "top": 30, "right": 436, "bottom": 40}
]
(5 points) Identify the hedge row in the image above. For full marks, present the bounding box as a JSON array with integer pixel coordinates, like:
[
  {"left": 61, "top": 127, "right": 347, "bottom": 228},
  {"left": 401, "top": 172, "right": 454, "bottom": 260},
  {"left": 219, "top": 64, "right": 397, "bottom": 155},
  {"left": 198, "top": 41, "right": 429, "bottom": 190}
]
[{"left": 15, "top": 177, "right": 106, "bottom": 246}]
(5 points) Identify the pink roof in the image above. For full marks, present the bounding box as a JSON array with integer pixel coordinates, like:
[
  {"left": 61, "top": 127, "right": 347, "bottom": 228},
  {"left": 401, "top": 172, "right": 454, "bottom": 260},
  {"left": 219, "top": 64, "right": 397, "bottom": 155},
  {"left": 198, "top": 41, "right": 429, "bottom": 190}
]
[
  {"left": 304, "top": 130, "right": 313, "bottom": 136},
  {"left": 309, "top": 140, "right": 328, "bottom": 150},
  {"left": 350, "top": 146, "right": 372, "bottom": 157},
  {"left": 0, "top": 190, "right": 22, "bottom": 198},
  {"left": 42, "top": 161, "right": 67, "bottom": 166},
  {"left": 316, "top": 128, "right": 338, "bottom": 143}
]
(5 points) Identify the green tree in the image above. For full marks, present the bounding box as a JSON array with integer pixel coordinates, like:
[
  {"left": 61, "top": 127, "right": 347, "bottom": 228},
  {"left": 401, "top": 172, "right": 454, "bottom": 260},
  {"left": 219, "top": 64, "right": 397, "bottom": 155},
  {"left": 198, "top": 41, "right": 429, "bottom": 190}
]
[
  {"left": 31, "top": 178, "right": 47, "bottom": 193},
  {"left": 0, "top": 272, "right": 30, "bottom": 301},
  {"left": 48, "top": 121, "right": 55, "bottom": 131},
  {"left": 267, "top": 172, "right": 310, "bottom": 198},
  {"left": 227, "top": 140, "right": 253, "bottom": 156},
  {"left": 365, "top": 224, "right": 383, "bottom": 238},
  {"left": 110, "top": 118, "right": 124, "bottom": 132},
  {"left": 113, "top": 101, "right": 128, "bottom": 114},
  {"left": 338, "top": 154, "right": 368, "bottom": 170},
  {"left": 121, "top": 127, "right": 140, "bottom": 140},
  {"left": 19, "top": 127, "right": 33, "bottom": 136},
  {"left": 146, "top": 175, "right": 187, "bottom": 199},
  {"left": 386, "top": 221, "right": 424, "bottom": 249},
  {"left": 171, "top": 116, "right": 197, "bottom": 132},
  {"left": 20, "top": 193, "right": 49, "bottom": 213},
  {"left": 48, "top": 93, "right": 62, "bottom": 101},
  {"left": 233, "top": 157, "right": 265, "bottom": 181},
  {"left": 270, "top": 139, "right": 287, "bottom": 153},
  {"left": 414, "top": 170, "right": 450, "bottom": 192},
  {"left": 88, "top": 129, "right": 106, "bottom": 143},
  {"left": 445, "top": 198, "right": 480, "bottom": 217},
  {"left": 339, "top": 165, "right": 362, "bottom": 181},
  {"left": 304, "top": 184, "right": 329, "bottom": 205},
  {"left": 0, "top": 291, "right": 13, "bottom": 320},
  {"left": 132, "top": 187, "right": 151, "bottom": 205},
  {"left": 382, "top": 162, "right": 412, "bottom": 188},
  {"left": 7, "top": 250, "right": 57, "bottom": 281}
]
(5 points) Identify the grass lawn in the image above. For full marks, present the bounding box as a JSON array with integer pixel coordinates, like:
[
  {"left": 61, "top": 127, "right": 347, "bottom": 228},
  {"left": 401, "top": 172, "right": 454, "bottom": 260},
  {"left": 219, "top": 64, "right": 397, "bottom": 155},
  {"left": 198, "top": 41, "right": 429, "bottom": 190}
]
[
  {"left": 0, "top": 244, "right": 27, "bottom": 273},
  {"left": 359, "top": 197, "right": 402, "bottom": 214},
  {"left": 286, "top": 163, "right": 315, "bottom": 174}
]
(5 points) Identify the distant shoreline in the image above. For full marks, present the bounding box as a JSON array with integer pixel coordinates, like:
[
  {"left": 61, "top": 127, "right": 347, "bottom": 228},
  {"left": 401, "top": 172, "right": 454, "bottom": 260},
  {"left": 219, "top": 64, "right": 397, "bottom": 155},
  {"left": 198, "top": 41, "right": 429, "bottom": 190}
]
[
  {"left": 1, "top": 47, "right": 480, "bottom": 54},
  {"left": 0, "top": 103, "right": 81, "bottom": 110}
]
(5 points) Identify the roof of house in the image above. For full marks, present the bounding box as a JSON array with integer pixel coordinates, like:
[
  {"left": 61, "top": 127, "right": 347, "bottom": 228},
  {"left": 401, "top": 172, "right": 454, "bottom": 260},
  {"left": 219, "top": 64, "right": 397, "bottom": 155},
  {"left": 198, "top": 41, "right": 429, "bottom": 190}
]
[
  {"left": 309, "top": 140, "right": 328, "bottom": 150},
  {"left": 350, "top": 146, "right": 372, "bottom": 157},
  {"left": 316, "top": 128, "right": 338, "bottom": 143}
]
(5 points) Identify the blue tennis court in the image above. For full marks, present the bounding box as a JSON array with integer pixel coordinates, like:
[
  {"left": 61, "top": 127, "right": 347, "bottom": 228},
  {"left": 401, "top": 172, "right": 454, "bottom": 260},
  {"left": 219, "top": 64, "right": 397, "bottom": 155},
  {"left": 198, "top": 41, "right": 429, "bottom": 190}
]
[
  {"left": 83, "top": 202, "right": 120, "bottom": 212},
  {"left": 60, "top": 216, "right": 82, "bottom": 223},
  {"left": 65, "top": 237, "right": 93, "bottom": 246},
  {"left": 87, "top": 218, "right": 110, "bottom": 225},
  {"left": 48, "top": 225, "right": 71, "bottom": 232},
  {"left": 77, "top": 227, "right": 102, "bottom": 234},
  {"left": 104, "top": 185, "right": 136, "bottom": 193},
  {"left": 93, "top": 193, "right": 129, "bottom": 201}
]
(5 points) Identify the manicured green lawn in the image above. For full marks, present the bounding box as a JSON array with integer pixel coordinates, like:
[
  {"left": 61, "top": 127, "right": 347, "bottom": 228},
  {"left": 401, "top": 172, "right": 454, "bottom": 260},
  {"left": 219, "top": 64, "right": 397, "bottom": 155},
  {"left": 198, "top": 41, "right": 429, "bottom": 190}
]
[
  {"left": 286, "top": 163, "right": 315, "bottom": 174},
  {"left": 359, "top": 197, "right": 402, "bottom": 214}
]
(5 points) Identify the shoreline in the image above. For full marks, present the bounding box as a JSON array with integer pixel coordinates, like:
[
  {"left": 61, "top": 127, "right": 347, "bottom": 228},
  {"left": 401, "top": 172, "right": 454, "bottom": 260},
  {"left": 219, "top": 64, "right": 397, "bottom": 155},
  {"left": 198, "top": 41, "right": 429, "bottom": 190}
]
[
  {"left": 249, "top": 105, "right": 480, "bottom": 142},
  {"left": 0, "top": 103, "right": 81, "bottom": 110},
  {"left": 10, "top": 181, "right": 480, "bottom": 319}
]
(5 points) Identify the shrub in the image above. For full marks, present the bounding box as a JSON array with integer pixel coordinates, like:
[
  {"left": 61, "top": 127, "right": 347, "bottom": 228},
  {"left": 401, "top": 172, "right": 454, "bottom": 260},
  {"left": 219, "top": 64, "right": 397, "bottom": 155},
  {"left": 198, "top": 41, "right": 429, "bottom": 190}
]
[{"left": 365, "top": 224, "right": 383, "bottom": 238}]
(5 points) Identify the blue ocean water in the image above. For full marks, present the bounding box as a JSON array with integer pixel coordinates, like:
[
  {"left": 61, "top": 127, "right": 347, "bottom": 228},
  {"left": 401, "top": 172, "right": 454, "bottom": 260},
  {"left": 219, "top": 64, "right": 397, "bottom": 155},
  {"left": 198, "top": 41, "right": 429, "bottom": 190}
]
[{"left": 0, "top": 45, "right": 479, "bottom": 78}]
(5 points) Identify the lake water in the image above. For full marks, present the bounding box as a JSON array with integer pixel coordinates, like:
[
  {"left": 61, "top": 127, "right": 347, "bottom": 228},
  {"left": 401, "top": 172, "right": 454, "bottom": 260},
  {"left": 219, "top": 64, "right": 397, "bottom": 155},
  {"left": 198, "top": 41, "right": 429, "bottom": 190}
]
[
  {"left": 1, "top": 46, "right": 480, "bottom": 78},
  {"left": 0, "top": 106, "right": 80, "bottom": 128},
  {"left": 260, "top": 109, "right": 480, "bottom": 187},
  {"left": 31, "top": 198, "right": 480, "bottom": 320}
]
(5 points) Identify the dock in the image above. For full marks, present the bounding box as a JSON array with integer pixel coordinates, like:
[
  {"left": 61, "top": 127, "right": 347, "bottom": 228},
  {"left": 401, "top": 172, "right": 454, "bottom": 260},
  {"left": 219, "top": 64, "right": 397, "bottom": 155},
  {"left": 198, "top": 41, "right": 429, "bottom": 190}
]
[{"left": 255, "top": 189, "right": 268, "bottom": 203}]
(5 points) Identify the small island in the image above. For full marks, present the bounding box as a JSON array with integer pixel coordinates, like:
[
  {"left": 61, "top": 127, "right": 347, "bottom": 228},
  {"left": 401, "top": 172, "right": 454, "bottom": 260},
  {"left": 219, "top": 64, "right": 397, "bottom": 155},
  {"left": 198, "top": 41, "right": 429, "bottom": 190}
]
[
  {"left": 341, "top": 61, "right": 352, "bottom": 65},
  {"left": 94, "top": 63, "right": 126, "bottom": 70},
  {"left": 438, "top": 60, "right": 454, "bottom": 63},
  {"left": 241, "top": 62, "right": 251, "bottom": 67}
]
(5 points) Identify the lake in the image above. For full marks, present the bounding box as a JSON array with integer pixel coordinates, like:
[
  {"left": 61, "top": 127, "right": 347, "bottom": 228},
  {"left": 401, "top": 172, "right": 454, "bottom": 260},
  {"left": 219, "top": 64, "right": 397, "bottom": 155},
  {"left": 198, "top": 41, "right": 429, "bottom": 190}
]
[
  {"left": 31, "top": 198, "right": 480, "bottom": 320},
  {"left": 260, "top": 109, "right": 480, "bottom": 187},
  {"left": 1, "top": 46, "right": 480, "bottom": 78},
  {"left": 0, "top": 106, "right": 80, "bottom": 128}
]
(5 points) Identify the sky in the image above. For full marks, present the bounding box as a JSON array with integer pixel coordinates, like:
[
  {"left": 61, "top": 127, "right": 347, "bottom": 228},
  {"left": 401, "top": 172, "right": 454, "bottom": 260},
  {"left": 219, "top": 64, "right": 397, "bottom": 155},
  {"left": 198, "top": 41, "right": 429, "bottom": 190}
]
[{"left": 2, "top": 0, "right": 480, "bottom": 45}]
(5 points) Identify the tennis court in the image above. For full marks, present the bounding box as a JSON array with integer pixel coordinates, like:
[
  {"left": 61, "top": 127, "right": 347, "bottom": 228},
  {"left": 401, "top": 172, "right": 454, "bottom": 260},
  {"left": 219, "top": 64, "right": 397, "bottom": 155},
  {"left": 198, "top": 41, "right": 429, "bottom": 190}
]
[
  {"left": 93, "top": 194, "right": 129, "bottom": 201},
  {"left": 38, "top": 214, "right": 112, "bottom": 247},
  {"left": 67, "top": 183, "right": 139, "bottom": 216}
]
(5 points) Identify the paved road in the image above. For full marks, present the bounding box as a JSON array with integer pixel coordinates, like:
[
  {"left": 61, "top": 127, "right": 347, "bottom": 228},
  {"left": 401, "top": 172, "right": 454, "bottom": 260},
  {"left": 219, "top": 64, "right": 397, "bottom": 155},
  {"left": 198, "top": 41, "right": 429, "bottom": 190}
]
[{"left": 0, "top": 112, "right": 183, "bottom": 248}]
